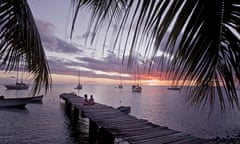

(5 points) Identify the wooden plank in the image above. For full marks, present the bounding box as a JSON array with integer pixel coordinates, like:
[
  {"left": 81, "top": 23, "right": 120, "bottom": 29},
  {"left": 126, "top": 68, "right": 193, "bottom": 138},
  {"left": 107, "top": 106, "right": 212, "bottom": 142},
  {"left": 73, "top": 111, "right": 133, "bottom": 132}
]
[
  {"left": 101, "top": 117, "right": 147, "bottom": 124},
  {"left": 113, "top": 127, "right": 158, "bottom": 137},
  {"left": 85, "top": 112, "right": 127, "bottom": 120},
  {"left": 95, "top": 118, "right": 140, "bottom": 126},
  {"left": 101, "top": 121, "right": 150, "bottom": 130},
  {"left": 125, "top": 129, "right": 179, "bottom": 142},
  {"left": 85, "top": 109, "right": 125, "bottom": 115},
  {"left": 91, "top": 116, "right": 132, "bottom": 124},
  {"left": 170, "top": 137, "right": 208, "bottom": 144},
  {"left": 107, "top": 125, "right": 154, "bottom": 134},
  {"left": 134, "top": 133, "right": 191, "bottom": 144},
  {"left": 113, "top": 127, "right": 168, "bottom": 137},
  {"left": 105, "top": 119, "right": 149, "bottom": 128},
  {"left": 79, "top": 104, "right": 108, "bottom": 109},
  {"left": 107, "top": 125, "right": 155, "bottom": 135},
  {"left": 106, "top": 125, "right": 158, "bottom": 137}
]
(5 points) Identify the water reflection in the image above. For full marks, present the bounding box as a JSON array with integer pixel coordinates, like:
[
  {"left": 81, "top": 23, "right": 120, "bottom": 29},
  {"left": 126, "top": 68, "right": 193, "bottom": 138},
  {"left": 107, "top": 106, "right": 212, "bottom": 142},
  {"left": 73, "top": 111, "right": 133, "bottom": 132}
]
[{"left": 63, "top": 105, "right": 89, "bottom": 144}]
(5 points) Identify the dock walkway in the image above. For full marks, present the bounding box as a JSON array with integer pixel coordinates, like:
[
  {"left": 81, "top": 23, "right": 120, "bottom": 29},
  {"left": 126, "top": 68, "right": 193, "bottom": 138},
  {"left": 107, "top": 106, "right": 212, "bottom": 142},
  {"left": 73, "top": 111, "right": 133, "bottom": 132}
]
[{"left": 60, "top": 93, "right": 215, "bottom": 144}]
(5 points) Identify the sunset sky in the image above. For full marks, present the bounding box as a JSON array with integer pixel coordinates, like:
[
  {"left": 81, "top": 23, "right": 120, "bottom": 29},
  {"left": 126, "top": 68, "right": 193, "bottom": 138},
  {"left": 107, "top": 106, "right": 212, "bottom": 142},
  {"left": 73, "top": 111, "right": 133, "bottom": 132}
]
[{"left": 0, "top": 0, "right": 175, "bottom": 86}]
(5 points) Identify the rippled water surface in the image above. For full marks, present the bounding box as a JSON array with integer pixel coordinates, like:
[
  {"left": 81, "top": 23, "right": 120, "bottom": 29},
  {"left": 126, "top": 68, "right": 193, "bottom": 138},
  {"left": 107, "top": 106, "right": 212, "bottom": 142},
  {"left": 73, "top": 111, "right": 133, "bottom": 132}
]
[{"left": 0, "top": 84, "right": 240, "bottom": 143}]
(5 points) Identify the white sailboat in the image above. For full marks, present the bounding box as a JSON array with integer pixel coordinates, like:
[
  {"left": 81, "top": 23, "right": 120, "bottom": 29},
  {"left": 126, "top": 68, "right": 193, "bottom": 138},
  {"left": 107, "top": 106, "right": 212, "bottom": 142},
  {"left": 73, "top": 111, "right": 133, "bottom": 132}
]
[
  {"left": 74, "top": 71, "right": 82, "bottom": 90},
  {"left": 4, "top": 69, "right": 29, "bottom": 90},
  {"left": 118, "top": 73, "right": 123, "bottom": 89},
  {"left": 132, "top": 66, "right": 142, "bottom": 93}
]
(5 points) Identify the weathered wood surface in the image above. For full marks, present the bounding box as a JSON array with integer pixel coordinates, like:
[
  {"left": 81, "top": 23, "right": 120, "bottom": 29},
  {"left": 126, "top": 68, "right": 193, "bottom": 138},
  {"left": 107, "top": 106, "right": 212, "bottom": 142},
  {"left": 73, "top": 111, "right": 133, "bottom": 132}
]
[{"left": 60, "top": 93, "right": 215, "bottom": 144}]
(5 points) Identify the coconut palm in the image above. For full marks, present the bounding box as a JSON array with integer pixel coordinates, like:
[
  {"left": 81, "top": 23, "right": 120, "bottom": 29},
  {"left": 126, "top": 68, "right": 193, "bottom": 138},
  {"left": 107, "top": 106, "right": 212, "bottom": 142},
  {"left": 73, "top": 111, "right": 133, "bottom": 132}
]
[
  {"left": 0, "top": 0, "right": 240, "bottom": 111},
  {"left": 70, "top": 0, "right": 240, "bottom": 111},
  {"left": 0, "top": 0, "right": 51, "bottom": 94}
]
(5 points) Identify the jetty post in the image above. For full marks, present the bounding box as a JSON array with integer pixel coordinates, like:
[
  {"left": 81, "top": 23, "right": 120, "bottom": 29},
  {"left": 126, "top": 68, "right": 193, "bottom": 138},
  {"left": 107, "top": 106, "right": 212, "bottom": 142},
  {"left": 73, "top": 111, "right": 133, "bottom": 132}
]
[{"left": 89, "top": 120, "right": 99, "bottom": 144}]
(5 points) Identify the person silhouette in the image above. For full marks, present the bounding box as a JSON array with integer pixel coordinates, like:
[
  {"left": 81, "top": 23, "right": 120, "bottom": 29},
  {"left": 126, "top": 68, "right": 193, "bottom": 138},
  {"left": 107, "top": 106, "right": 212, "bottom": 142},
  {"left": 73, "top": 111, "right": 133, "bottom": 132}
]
[{"left": 89, "top": 95, "right": 95, "bottom": 105}]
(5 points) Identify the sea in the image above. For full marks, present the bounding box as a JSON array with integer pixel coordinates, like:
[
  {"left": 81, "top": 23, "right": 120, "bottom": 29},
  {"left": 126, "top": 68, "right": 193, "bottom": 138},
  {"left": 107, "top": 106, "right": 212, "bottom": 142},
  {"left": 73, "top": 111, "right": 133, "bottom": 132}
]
[{"left": 1, "top": 84, "right": 240, "bottom": 144}]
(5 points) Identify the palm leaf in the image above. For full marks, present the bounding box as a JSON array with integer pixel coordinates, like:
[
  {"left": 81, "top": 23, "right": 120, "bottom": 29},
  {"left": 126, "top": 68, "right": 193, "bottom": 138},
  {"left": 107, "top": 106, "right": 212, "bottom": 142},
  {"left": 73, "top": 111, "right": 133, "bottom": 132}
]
[
  {"left": 0, "top": 0, "right": 51, "bottom": 94},
  {"left": 71, "top": 0, "right": 240, "bottom": 111}
]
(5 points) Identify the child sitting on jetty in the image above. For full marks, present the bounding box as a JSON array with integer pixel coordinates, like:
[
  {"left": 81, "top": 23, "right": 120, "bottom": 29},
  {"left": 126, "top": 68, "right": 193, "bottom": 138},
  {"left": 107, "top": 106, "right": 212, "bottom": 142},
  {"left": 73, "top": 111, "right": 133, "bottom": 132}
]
[
  {"left": 89, "top": 95, "right": 95, "bottom": 105},
  {"left": 83, "top": 94, "right": 89, "bottom": 105}
]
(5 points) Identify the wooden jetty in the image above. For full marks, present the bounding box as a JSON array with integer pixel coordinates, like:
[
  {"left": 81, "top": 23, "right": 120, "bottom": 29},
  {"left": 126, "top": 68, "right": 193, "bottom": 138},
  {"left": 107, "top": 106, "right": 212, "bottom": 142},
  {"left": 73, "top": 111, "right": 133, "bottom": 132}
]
[{"left": 60, "top": 92, "right": 215, "bottom": 144}]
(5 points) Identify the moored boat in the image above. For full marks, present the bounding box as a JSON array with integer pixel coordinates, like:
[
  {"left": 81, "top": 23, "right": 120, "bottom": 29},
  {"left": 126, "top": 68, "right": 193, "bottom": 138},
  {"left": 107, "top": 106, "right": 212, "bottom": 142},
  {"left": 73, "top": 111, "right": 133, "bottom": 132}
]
[
  {"left": 118, "top": 84, "right": 123, "bottom": 89},
  {"left": 167, "top": 87, "right": 181, "bottom": 90},
  {"left": 4, "top": 82, "right": 29, "bottom": 90},
  {"left": 28, "top": 95, "right": 44, "bottom": 103},
  {"left": 0, "top": 96, "right": 30, "bottom": 108},
  {"left": 75, "top": 83, "right": 82, "bottom": 90},
  {"left": 132, "top": 66, "right": 142, "bottom": 93},
  {"left": 132, "top": 85, "right": 142, "bottom": 93},
  {"left": 74, "top": 71, "right": 83, "bottom": 90},
  {"left": 117, "top": 106, "right": 131, "bottom": 114}
]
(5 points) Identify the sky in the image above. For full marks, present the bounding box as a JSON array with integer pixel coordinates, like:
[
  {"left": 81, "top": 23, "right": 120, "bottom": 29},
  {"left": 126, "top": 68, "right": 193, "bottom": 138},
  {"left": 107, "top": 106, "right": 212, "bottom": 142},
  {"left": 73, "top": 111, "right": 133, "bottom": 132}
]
[{"left": 0, "top": 0, "right": 174, "bottom": 86}]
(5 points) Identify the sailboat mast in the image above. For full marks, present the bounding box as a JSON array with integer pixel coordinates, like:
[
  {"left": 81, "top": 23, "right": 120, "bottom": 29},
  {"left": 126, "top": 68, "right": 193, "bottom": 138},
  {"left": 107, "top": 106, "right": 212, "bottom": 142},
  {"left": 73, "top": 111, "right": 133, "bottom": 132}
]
[
  {"left": 16, "top": 61, "right": 21, "bottom": 84},
  {"left": 78, "top": 71, "right": 81, "bottom": 83},
  {"left": 16, "top": 67, "right": 19, "bottom": 84},
  {"left": 137, "top": 65, "right": 140, "bottom": 86}
]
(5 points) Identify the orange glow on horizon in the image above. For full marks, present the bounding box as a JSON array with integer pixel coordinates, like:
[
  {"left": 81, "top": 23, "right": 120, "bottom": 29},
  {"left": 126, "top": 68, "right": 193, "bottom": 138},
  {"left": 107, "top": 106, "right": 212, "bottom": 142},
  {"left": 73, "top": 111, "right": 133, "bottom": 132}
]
[{"left": 0, "top": 71, "right": 194, "bottom": 86}]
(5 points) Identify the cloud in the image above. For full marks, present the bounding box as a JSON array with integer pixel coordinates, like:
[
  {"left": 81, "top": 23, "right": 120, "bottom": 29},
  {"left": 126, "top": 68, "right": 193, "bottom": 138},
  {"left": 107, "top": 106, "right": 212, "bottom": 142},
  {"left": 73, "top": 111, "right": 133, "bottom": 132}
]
[
  {"left": 36, "top": 19, "right": 82, "bottom": 54},
  {"left": 35, "top": 19, "right": 170, "bottom": 81},
  {"left": 36, "top": 20, "right": 55, "bottom": 35}
]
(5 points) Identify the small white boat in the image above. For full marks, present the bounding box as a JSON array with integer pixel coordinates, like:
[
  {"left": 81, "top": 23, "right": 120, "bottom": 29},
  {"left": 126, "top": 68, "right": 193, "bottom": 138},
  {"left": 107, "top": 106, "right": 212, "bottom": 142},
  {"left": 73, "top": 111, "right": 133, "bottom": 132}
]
[
  {"left": 0, "top": 96, "right": 30, "bottom": 108},
  {"left": 132, "top": 66, "right": 142, "bottom": 93},
  {"left": 74, "top": 83, "right": 82, "bottom": 90},
  {"left": 117, "top": 106, "right": 131, "bottom": 114},
  {"left": 132, "top": 85, "right": 142, "bottom": 93},
  {"left": 74, "top": 71, "right": 83, "bottom": 90}
]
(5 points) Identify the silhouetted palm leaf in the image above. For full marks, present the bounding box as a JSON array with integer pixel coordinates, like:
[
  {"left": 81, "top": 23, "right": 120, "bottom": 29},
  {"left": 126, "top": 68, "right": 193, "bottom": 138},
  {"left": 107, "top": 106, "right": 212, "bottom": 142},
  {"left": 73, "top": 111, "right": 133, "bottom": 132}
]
[
  {"left": 0, "top": 0, "right": 51, "bottom": 94},
  {"left": 71, "top": 0, "right": 240, "bottom": 111}
]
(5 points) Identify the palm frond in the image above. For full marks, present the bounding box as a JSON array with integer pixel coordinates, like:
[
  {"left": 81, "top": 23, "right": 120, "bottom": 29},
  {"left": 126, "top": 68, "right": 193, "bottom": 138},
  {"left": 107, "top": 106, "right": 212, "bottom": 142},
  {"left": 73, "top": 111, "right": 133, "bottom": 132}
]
[
  {"left": 0, "top": 0, "right": 51, "bottom": 94},
  {"left": 71, "top": 0, "right": 240, "bottom": 111}
]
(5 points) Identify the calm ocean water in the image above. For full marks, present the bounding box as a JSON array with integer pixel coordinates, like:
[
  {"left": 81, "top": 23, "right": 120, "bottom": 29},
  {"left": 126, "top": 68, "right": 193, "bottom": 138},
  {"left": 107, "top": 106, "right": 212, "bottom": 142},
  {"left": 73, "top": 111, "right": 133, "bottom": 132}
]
[{"left": 1, "top": 84, "right": 240, "bottom": 143}]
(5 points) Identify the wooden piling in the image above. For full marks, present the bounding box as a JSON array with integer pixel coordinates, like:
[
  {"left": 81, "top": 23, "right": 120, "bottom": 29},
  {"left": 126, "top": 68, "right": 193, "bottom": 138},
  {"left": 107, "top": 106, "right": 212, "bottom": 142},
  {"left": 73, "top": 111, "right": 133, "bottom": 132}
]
[
  {"left": 89, "top": 120, "right": 98, "bottom": 144},
  {"left": 99, "top": 127, "right": 115, "bottom": 144}
]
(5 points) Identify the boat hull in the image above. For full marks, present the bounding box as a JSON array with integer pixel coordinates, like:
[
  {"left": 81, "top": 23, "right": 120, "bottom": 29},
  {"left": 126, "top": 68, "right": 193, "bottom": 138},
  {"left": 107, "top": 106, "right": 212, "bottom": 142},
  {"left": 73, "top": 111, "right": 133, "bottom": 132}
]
[
  {"left": 74, "top": 83, "right": 82, "bottom": 90},
  {"left": 4, "top": 83, "right": 29, "bottom": 90},
  {"left": 25, "top": 95, "right": 43, "bottom": 103},
  {"left": 0, "top": 98, "right": 29, "bottom": 108},
  {"left": 132, "top": 85, "right": 142, "bottom": 92},
  {"left": 118, "top": 106, "right": 131, "bottom": 114},
  {"left": 167, "top": 87, "right": 181, "bottom": 90},
  {"left": 0, "top": 95, "right": 43, "bottom": 108},
  {"left": 118, "top": 85, "right": 123, "bottom": 89}
]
